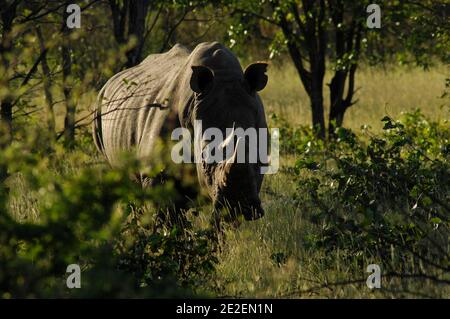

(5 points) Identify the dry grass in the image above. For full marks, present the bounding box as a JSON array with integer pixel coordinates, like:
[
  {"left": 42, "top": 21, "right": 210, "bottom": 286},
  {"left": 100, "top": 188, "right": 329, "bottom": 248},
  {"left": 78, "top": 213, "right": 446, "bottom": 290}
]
[
  {"left": 208, "top": 62, "right": 450, "bottom": 298},
  {"left": 8, "top": 62, "right": 449, "bottom": 298},
  {"left": 261, "top": 62, "right": 449, "bottom": 131}
]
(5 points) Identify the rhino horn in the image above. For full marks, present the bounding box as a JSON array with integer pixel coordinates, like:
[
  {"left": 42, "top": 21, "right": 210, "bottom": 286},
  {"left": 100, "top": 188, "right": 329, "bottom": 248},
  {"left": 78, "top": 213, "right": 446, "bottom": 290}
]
[
  {"left": 224, "top": 137, "right": 241, "bottom": 175},
  {"left": 219, "top": 123, "right": 235, "bottom": 151}
]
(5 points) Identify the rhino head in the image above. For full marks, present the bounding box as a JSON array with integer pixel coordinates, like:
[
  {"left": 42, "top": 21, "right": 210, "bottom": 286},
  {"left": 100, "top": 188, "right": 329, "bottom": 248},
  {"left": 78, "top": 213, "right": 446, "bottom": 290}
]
[{"left": 187, "top": 60, "right": 268, "bottom": 221}]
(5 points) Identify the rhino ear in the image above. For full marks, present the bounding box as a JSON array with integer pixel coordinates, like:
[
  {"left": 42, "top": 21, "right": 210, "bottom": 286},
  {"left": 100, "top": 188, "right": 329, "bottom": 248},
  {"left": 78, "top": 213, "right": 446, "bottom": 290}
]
[
  {"left": 244, "top": 62, "right": 268, "bottom": 92},
  {"left": 190, "top": 65, "right": 214, "bottom": 93}
]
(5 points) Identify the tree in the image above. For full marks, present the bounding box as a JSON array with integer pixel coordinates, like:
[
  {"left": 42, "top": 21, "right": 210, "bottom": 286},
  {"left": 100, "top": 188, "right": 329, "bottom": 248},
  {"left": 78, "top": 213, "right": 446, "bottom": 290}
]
[
  {"left": 0, "top": 0, "right": 19, "bottom": 189},
  {"left": 0, "top": 1, "right": 63, "bottom": 184},
  {"left": 36, "top": 26, "right": 56, "bottom": 137},
  {"left": 274, "top": 0, "right": 328, "bottom": 140},
  {"left": 61, "top": 1, "right": 76, "bottom": 148},
  {"left": 378, "top": 0, "right": 449, "bottom": 68},
  {"left": 225, "top": 0, "right": 369, "bottom": 139},
  {"left": 108, "top": 0, "right": 206, "bottom": 68},
  {"left": 224, "top": 0, "right": 449, "bottom": 139},
  {"left": 108, "top": 0, "right": 153, "bottom": 68},
  {"left": 327, "top": 0, "right": 365, "bottom": 136},
  {"left": 0, "top": 1, "right": 18, "bottom": 151}
]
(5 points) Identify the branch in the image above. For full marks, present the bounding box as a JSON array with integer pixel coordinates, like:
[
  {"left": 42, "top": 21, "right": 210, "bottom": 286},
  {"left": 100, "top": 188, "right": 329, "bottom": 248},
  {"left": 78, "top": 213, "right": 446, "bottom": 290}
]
[
  {"left": 143, "top": 2, "right": 163, "bottom": 44},
  {"left": 159, "top": 7, "right": 191, "bottom": 53},
  {"left": 280, "top": 272, "right": 450, "bottom": 297},
  {"left": 20, "top": 48, "right": 47, "bottom": 87},
  {"left": 189, "top": 20, "right": 217, "bottom": 45},
  {"left": 289, "top": 2, "right": 307, "bottom": 42},
  {"left": 19, "top": 2, "right": 64, "bottom": 23},
  {"left": 18, "top": 0, "right": 99, "bottom": 23},
  {"left": 274, "top": 3, "right": 312, "bottom": 95},
  {"left": 12, "top": 107, "right": 44, "bottom": 119},
  {"left": 231, "top": 8, "right": 280, "bottom": 26},
  {"left": 344, "top": 23, "right": 362, "bottom": 107}
]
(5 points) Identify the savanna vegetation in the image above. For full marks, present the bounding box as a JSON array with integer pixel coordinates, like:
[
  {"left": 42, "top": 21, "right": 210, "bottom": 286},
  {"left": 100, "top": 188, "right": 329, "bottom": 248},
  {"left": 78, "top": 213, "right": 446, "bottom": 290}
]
[{"left": 0, "top": 0, "right": 449, "bottom": 298}]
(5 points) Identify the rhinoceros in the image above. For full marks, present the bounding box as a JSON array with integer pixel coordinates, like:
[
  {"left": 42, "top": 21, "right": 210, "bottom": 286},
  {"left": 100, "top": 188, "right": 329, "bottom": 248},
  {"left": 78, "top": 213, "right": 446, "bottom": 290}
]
[{"left": 93, "top": 42, "right": 269, "bottom": 221}]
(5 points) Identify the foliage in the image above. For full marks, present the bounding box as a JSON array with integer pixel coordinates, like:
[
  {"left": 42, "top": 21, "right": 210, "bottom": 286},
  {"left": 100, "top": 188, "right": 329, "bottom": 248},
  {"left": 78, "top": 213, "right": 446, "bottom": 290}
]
[
  {"left": 381, "top": 1, "right": 449, "bottom": 68},
  {"left": 0, "top": 140, "right": 217, "bottom": 298},
  {"left": 117, "top": 208, "right": 218, "bottom": 291},
  {"left": 0, "top": 0, "right": 449, "bottom": 299},
  {"left": 270, "top": 113, "right": 324, "bottom": 155},
  {"left": 293, "top": 110, "right": 449, "bottom": 280}
]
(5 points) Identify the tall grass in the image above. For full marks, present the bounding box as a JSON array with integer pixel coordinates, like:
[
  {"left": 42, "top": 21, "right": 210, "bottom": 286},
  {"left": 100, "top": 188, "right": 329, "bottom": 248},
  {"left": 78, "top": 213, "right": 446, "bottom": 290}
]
[
  {"left": 6, "top": 63, "right": 449, "bottom": 298},
  {"left": 262, "top": 62, "right": 449, "bottom": 131},
  {"left": 207, "top": 62, "right": 449, "bottom": 298}
]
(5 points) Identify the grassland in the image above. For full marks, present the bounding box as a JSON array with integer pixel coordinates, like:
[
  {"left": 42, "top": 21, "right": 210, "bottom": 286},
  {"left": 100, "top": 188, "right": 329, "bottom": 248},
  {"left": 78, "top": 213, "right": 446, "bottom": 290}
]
[
  {"left": 262, "top": 62, "right": 449, "bottom": 130},
  {"left": 203, "top": 62, "right": 449, "bottom": 298},
  {"left": 6, "top": 62, "right": 450, "bottom": 298}
]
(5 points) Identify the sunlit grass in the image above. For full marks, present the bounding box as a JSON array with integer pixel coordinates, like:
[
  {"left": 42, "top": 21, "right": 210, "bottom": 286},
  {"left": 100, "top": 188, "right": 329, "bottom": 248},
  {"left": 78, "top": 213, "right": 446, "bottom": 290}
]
[
  {"left": 208, "top": 62, "right": 449, "bottom": 298},
  {"left": 261, "top": 62, "right": 449, "bottom": 131},
  {"left": 10, "top": 62, "right": 450, "bottom": 298}
]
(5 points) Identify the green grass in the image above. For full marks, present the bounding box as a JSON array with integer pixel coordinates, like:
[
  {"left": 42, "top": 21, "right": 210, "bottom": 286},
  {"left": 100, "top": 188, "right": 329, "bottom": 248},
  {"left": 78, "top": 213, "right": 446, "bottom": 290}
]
[
  {"left": 208, "top": 164, "right": 449, "bottom": 298},
  {"left": 204, "top": 62, "right": 449, "bottom": 298},
  {"left": 6, "top": 62, "right": 449, "bottom": 298}
]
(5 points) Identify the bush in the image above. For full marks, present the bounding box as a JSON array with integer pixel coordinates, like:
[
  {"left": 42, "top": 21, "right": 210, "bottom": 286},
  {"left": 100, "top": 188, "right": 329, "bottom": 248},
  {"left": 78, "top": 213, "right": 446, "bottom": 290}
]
[
  {"left": 269, "top": 113, "right": 325, "bottom": 155},
  {"left": 0, "top": 141, "right": 217, "bottom": 298},
  {"left": 118, "top": 208, "right": 218, "bottom": 292},
  {"left": 293, "top": 110, "right": 449, "bottom": 284}
]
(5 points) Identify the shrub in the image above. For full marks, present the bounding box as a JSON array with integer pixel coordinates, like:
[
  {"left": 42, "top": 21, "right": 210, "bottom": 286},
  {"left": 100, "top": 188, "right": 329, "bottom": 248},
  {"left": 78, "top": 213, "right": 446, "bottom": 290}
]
[
  {"left": 293, "top": 110, "right": 449, "bottom": 283},
  {"left": 269, "top": 113, "right": 325, "bottom": 155},
  {"left": 0, "top": 141, "right": 217, "bottom": 298}
]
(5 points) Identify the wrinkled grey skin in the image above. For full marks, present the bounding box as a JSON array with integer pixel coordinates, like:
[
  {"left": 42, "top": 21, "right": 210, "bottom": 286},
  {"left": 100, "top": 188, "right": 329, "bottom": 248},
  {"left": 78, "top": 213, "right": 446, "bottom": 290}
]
[{"left": 93, "top": 42, "right": 268, "bottom": 221}]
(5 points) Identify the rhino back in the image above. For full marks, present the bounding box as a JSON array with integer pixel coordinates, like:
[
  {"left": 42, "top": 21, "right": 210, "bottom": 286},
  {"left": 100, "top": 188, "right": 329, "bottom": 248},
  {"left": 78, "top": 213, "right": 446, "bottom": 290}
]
[
  {"left": 93, "top": 41, "right": 267, "bottom": 169},
  {"left": 94, "top": 44, "right": 190, "bottom": 166}
]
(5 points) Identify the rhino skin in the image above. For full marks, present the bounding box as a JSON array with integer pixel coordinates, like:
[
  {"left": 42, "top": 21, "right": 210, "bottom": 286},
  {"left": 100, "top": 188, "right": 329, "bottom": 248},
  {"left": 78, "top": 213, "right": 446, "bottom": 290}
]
[{"left": 93, "top": 42, "right": 269, "bottom": 221}]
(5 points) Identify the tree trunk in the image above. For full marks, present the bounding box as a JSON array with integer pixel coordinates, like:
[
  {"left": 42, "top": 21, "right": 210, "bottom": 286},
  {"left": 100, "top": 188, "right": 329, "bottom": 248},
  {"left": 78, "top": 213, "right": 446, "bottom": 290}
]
[
  {"left": 328, "top": 70, "right": 347, "bottom": 136},
  {"left": 126, "top": 0, "right": 150, "bottom": 67},
  {"left": 327, "top": 1, "right": 363, "bottom": 137},
  {"left": 36, "top": 27, "right": 56, "bottom": 138},
  {"left": 109, "top": 0, "right": 151, "bottom": 68},
  {"left": 0, "top": 100, "right": 13, "bottom": 187},
  {"left": 309, "top": 27, "right": 326, "bottom": 139},
  {"left": 0, "top": 99, "right": 12, "bottom": 193},
  {"left": 310, "top": 86, "right": 326, "bottom": 140},
  {"left": 62, "top": 5, "right": 75, "bottom": 148},
  {"left": 0, "top": 1, "right": 18, "bottom": 190},
  {"left": 328, "top": 33, "right": 361, "bottom": 137},
  {"left": 304, "top": 0, "right": 327, "bottom": 139},
  {"left": 0, "top": 100, "right": 13, "bottom": 146},
  {"left": 275, "top": 0, "right": 327, "bottom": 139}
]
